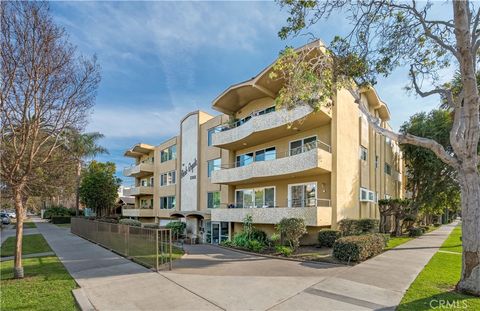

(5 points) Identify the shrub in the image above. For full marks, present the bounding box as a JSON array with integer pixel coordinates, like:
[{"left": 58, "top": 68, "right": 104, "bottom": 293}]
[
  {"left": 409, "top": 227, "right": 424, "bottom": 237},
  {"left": 337, "top": 219, "right": 361, "bottom": 236},
  {"left": 357, "top": 219, "right": 379, "bottom": 233},
  {"left": 333, "top": 234, "right": 385, "bottom": 262},
  {"left": 318, "top": 229, "right": 341, "bottom": 247},
  {"left": 275, "top": 245, "right": 293, "bottom": 257},
  {"left": 251, "top": 228, "right": 267, "bottom": 243},
  {"left": 221, "top": 240, "right": 233, "bottom": 247},
  {"left": 119, "top": 219, "right": 142, "bottom": 227},
  {"left": 379, "top": 233, "right": 390, "bottom": 246},
  {"left": 43, "top": 205, "right": 71, "bottom": 219},
  {"left": 247, "top": 240, "right": 264, "bottom": 253},
  {"left": 51, "top": 216, "right": 71, "bottom": 224},
  {"left": 96, "top": 217, "right": 118, "bottom": 224},
  {"left": 276, "top": 218, "right": 307, "bottom": 250},
  {"left": 166, "top": 221, "right": 186, "bottom": 238},
  {"left": 232, "top": 232, "right": 249, "bottom": 248}
]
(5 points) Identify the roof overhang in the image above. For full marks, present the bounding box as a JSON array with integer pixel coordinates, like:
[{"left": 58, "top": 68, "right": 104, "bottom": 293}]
[
  {"left": 212, "top": 40, "right": 326, "bottom": 115},
  {"left": 124, "top": 143, "right": 155, "bottom": 158},
  {"left": 360, "top": 86, "right": 391, "bottom": 121}
]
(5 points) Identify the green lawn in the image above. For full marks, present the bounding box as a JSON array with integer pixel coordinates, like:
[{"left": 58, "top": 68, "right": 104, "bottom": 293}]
[
  {"left": 1, "top": 234, "right": 52, "bottom": 257},
  {"left": 385, "top": 226, "right": 438, "bottom": 251},
  {"left": 385, "top": 236, "right": 413, "bottom": 250},
  {"left": 0, "top": 256, "right": 78, "bottom": 311},
  {"left": 398, "top": 226, "right": 480, "bottom": 310}
]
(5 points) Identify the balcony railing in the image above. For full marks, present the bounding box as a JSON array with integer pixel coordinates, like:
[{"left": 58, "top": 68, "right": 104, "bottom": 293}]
[
  {"left": 124, "top": 186, "right": 154, "bottom": 196},
  {"left": 217, "top": 140, "right": 331, "bottom": 170},
  {"left": 219, "top": 198, "right": 331, "bottom": 209},
  {"left": 123, "top": 162, "right": 154, "bottom": 177},
  {"left": 216, "top": 107, "right": 276, "bottom": 132}
]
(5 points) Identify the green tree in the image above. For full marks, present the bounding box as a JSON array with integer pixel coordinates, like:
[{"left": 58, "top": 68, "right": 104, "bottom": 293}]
[
  {"left": 79, "top": 161, "right": 121, "bottom": 217},
  {"left": 276, "top": 218, "right": 307, "bottom": 250},
  {"left": 400, "top": 110, "right": 460, "bottom": 222},
  {"left": 275, "top": 0, "right": 480, "bottom": 294},
  {"left": 64, "top": 130, "right": 108, "bottom": 216},
  {"left": 0, "top": 2, "right": 100, "bottom": 278}
]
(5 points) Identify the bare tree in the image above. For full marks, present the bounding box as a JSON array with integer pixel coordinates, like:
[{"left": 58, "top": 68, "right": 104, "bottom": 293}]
[
  {"left": 0, "top": 2, "right": 100, "bottom": 278},
  {"left": 275, "top": 0, "right": 479, "bottom": 295}
]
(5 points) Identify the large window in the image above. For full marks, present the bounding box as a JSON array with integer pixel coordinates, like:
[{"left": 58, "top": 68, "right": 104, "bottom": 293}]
[
  {"left": 288, "top": 182, "right": 317, "bottom": 207},
  {"left": 207, "top": 192, "right": 220, "bottom": 209},
  {"left": 160, "top": 145, "right": 177, "bottom": 163},
  {"left": 140, "top": 199, "right": 153, "bottom": 209},
  {"left": 160, "top": 171, "right": 176, "bottom": 186},
  {"left": 207, "top": 158, "right": 221, "bottom": 177},
  {"left": 235, "top": 187, "right": 275, "bottom": 208},
  {"left": 207, "top": 127, "right": 220, "bottom": 146},
  {"left": 160, "top": 196, "right": 176, "bottom": 209},
  {"left": 236, "top": 147, "right": 276, "bottom": 167},
  {"left": 290, "top": 136, "right": 317, "bottom": 156}
]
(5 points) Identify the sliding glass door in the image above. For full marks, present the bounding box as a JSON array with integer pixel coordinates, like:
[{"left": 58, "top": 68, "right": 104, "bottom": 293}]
[
  {"left": 288, "top": 182, "right": 317, "bottom": 207},
  {"left": 235, "top": 187, "right": 275, "bottom": 208}
]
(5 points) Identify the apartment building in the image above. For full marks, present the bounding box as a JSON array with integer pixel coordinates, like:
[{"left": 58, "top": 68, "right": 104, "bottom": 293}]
[{"left": 122, "top": 40, "right": 404, "bottom": 244}]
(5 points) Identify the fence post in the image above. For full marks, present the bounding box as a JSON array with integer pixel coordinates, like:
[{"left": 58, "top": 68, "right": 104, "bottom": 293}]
[
  {"left": 155, "top": 229, "right": 159, "bottom": 272},
  {"left": 169, "top": 229, "right": 172, "bottom": 271},
  {"left": 126, "top": 225, "right": 129, "bottom": 257}
]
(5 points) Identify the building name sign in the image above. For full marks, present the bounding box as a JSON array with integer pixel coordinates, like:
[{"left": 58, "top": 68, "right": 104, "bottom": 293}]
[{"left": 181, "top": 158, "right": 197, "bottom": 179}]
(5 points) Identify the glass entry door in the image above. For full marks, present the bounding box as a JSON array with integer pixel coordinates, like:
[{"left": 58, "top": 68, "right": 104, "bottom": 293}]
[
  {"left": 210, "top": 222, "right": 229, "bottom": 244},
  {"left": 289, "top": 183, "right": 317, "bottom": 207}
]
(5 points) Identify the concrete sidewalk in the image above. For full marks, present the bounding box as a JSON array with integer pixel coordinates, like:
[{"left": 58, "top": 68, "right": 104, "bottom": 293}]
[
  {"left": 35, "top": 221, "right": 221, "bottom": 311},
  {"left": 35, "top": 219, "right": 458, "bottom": 310},
  {"left": 270, "top": 221, "right": 459, "bottom": 310}
]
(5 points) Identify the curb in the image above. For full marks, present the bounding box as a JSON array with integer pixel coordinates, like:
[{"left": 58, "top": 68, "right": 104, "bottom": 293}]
[
  {"left": 214, "top": 244, "right": 348, "bottom": 267},
  {"left": 72, "top": 288, "right": 96, "bottom": 311}
]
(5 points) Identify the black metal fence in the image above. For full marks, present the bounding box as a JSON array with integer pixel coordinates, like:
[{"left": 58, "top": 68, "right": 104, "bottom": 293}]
[{"left": 71, "top": 217, "right": 172, "bottom": 271}]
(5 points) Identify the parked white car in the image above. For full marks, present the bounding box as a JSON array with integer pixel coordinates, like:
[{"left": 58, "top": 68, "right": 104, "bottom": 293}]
[
  {"left": 7, "top": 211, "right": 16, "bottom": 218},
  {"left": 0, "top": 212, "right": 11, "bottom": 225}
]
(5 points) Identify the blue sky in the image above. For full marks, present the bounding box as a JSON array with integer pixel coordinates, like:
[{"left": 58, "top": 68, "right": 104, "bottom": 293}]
[{"left": 50, "top": 1, "right": 444, "bottom": 185}]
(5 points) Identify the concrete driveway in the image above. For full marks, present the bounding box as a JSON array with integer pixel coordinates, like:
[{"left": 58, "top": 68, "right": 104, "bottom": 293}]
[{"left": 161, "top": 245, "right": 351, "bottom": 310}]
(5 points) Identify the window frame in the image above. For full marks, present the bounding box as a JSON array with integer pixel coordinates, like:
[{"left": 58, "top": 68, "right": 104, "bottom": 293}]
[
  {"left": 207, "top": 191, "right": 221, "bottom": 209},
  {"left": 287, "top": 182, "right": 318, "bottom": 207},
  {"left": 289, "top": 136, "right": 317, "bottom": 156},
  {"left": 234, "top": 186, "right": 276, "bottom": 208},
  {"left": 207, "top": 158, "right": 221, "bottom": 177}
]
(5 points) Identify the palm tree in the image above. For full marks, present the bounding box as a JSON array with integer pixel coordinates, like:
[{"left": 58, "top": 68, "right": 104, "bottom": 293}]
[{"left": 65, "top": 130, "right": 108, "bottom": 216}]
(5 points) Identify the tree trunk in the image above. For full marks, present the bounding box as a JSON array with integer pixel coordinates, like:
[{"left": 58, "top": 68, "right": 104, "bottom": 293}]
[
  {"left": 457, "top": 171, "right": 480, "bottom": 296},
  {"left": 394, "top": 216, "right": 402, "bottom": 237},
  {"left": 13, "top": 186, "right": 25, "bottom": 279},
  {"left": 75, "top": 160, "right": 81, "bottom": 216}
]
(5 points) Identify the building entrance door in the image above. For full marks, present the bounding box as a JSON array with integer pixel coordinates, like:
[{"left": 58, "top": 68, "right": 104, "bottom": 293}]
[{"left": 210, "top": 221, "right": 229, "bottom": 244}]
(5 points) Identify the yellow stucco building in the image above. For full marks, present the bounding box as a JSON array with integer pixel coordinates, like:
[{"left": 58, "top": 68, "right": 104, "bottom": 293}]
[{"left": 122, "top": 41, "right": 404, "bottom": 244}]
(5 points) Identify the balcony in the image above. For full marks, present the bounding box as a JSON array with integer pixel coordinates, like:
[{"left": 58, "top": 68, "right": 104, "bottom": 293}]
[
  {"left": 211, "top": 142, "right": 332, "bottom": 185},
  {"left": 211, "top": 105, "right": 331, "bottom": 150},
  {"left": 124, "top": 186, "right": 154, "bottom": 196},
  {"left": 123, "top": 163, "right": 154, "bottom": 178},
  {"left": 122, "top": 207, "right": 155, "bottom": 218},
  {"left": 211, "top": 204, "right": 332, "bottom": 227}
]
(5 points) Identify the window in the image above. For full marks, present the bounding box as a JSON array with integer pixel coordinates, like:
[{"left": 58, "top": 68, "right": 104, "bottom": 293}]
[
  {"left": 360, "top": 188, "right": 376, "bottom": 202},
  {"left": 207, "top": 127, "right": 220, "bottom": 146},
  {"left": 236, "top": 147, "right": 276, "bottom": 167},
  {"left": 207, "top": 158, "right": 221, "bottom": 177},
  {"left": 160, "top": 196, "right": 176, "bottom": 209},
  {"left": 160, "top": 171, "right": 176, "bottom": 186},
  {"left": 360, "top": 146, "right": 368, "bottom": 161},
  {"left": 375, "top": 155, "right": 379, "bottom": 168},
  {"left": 290, "top": 136, "right": 317, "bottom": 156},
  {"left": 360, "top": 188, "right": 369, "bottom": 202},
  {"left": 235, "top": 187, "right": 275, "bottom": 208},
  {"left": 150, "top": 177, "right": 154, "bottom": 187},
  {"left": 207, "top": 192, "right": 220, "bottom": 209},
  {"left": 140, "top": 178, "right": 149, "bottom": 187},
  {"left": 236, "top": 152, "right": 253, "bottom": 167},
  {"left": 161, "top": 145, "right": 177, "bottom": 163},
  {"left": 288, "top": 182, "right": 317, "bottom": 207},
  {"left": 384, "top": 163, "right": 392, "bottom": 175}
]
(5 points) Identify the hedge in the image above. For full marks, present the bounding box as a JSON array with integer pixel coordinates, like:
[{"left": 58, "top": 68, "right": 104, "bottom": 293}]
[
  {"left": 318, "top": 229, "right": 340, "bottom": 247},
  {"left": 119, "top": 219, "right": 142, "bottom": 227},
  {"left": 338, "top": 218, "right": 379, "bottom": 236},
  {"left": 409, "top": 227, "right": 424, "bottom": 237},
  {"left": 333, "top": 233, "right": 385, "bottom": 262},
  {"left": 51, "top": 216, "right": 71, "bottom": 224}
]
